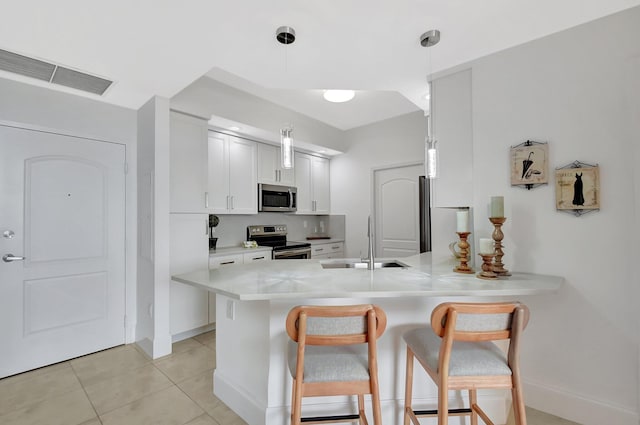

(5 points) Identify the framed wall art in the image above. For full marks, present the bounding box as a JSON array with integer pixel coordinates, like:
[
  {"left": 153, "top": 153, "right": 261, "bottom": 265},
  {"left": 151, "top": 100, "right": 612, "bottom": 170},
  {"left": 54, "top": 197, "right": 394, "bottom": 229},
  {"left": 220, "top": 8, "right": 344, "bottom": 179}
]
[
  {"left": 510, "top": 140, "right": 548, "bottom": 190},
  {"left": 555, "top": 161, "right": 600, "bottom": 216}
]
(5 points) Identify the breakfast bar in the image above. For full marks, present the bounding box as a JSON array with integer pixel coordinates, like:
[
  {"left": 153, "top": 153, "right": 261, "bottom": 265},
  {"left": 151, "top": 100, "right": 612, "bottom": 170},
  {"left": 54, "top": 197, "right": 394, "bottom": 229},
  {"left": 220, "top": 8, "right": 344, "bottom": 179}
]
[{"left": 172, "top": 253, "right": 563, "bottom": 425}]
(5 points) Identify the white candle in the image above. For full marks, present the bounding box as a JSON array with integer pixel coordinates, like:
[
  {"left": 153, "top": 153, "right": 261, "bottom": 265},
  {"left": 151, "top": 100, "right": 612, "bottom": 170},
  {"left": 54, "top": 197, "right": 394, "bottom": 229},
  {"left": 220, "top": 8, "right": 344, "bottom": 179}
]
[
  {"left": 479, "top": 238, "right": 494, "bottom": 254},
  {"left": 490, "top": 196, "right": 504, "bottom": 218},
  {"left": 456, "top": 210, "right": 469, "bottom": 232}
]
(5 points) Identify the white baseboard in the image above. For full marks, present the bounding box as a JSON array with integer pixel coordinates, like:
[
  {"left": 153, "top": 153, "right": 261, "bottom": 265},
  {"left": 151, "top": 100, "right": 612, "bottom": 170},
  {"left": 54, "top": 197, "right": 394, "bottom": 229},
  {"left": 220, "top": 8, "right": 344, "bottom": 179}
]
[
  {"left": 214, "top": 370, "right": 266, "bottom": 425},
  {"left": 524, "top": 379, "right": 638, "bottom": 425},
  {"left": 171, "top": 323, "right": 215, "bottom": 343}
]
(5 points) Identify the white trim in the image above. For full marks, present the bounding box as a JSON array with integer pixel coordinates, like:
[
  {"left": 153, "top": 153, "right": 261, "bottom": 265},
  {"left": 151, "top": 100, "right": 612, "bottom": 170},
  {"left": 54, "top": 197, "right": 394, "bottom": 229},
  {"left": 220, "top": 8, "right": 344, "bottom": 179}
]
[
  {"left": 171, "top": 323, "right": 215, "bottom": 343},
  {"left": 524, "top": 379, "right": 639, "bottom": 425}
]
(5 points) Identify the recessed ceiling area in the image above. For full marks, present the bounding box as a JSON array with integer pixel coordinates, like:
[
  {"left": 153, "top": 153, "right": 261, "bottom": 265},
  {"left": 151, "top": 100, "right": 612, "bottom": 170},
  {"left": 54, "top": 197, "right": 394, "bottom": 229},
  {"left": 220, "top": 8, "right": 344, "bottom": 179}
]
[{"left": 1, "top": 1, "right": 639, "bottom": 131}]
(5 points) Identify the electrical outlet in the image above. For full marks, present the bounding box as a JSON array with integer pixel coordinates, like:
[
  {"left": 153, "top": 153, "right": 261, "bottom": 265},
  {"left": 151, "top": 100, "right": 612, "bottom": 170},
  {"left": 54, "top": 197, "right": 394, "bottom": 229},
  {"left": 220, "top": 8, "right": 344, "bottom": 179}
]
[{"left": 226, "top": 299, "right": 236, "bottom": 320}]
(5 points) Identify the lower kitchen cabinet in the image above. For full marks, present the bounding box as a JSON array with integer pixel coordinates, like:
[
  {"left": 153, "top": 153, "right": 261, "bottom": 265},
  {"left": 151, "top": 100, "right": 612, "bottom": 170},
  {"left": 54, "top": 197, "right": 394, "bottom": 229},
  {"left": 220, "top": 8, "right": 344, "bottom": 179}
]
[
  {"left": 170, "top": 214, "right": 211, "bottom": 337},
  {"left": 208, "top": 249, "right": 272, "bottom": 322},
  {"left": 310, "top": 241, "right": 344, "bottom": 259}
]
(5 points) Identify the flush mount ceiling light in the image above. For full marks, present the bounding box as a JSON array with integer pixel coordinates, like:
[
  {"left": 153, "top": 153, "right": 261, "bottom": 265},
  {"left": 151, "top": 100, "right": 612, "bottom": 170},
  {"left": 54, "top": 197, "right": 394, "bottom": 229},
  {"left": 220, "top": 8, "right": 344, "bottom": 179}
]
[
  {"left": 421, "top": 29, "right": 440, "bottom": 179},
  {"left": 323, "top": 90, "right": 355, "bottom": 103}
]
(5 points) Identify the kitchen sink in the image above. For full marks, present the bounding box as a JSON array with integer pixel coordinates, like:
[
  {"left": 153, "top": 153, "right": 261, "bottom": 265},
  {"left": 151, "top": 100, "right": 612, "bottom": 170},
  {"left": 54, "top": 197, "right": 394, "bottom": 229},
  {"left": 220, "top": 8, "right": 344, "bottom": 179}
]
[{"left": 320, "top": 260, "right": 410, "bottom": 269}]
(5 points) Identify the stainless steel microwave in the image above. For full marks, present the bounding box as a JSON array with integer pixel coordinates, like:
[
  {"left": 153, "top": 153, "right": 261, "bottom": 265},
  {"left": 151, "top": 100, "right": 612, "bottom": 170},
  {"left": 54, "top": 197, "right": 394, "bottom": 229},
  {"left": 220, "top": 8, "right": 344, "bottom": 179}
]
[{"left": 258, "top": 184, "right": 297, "bottom": 212}]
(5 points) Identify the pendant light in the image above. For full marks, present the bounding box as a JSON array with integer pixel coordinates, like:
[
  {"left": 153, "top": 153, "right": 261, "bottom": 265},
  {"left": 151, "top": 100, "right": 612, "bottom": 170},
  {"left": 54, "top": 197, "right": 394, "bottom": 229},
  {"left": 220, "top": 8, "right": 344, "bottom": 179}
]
[
  {"left": 276, "top": 26, "right": 296, "bottom": 170},
  {"left": 421, "top": 29, "right": 440, "bottom": 179},
  {"left": 280, "top": 126, "right": 294, "bottom": 169}
]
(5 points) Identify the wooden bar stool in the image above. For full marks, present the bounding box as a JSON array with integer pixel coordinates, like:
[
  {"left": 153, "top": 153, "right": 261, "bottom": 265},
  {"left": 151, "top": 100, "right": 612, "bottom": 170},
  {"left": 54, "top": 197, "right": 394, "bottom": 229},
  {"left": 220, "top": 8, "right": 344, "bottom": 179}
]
[
  {"left": 285, "top": 304, "right": 387, "bottom": 425},
  {"left": 403, "top": 302, "right": 530, "bottom": 425}
]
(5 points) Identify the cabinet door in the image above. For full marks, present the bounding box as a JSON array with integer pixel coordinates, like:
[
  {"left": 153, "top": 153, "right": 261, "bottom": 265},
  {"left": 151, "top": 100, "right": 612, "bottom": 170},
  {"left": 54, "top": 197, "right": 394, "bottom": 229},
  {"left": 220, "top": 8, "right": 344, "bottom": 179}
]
[
  {"left": 243, "top": 251, "right": 272, "bottom": 263},
  {"left": 294, "top": 152, "right": 313, "bottom": 213},
  {"left": 312, "top": 156, "right": 330, "bottom": 214},
  {"left": 170, "top": 214, "right": 210, "bottom": 335},
  {"left": 431, "top": 69, "right": 473, "bottom": 208},
  {"left": 327, "top": 242, "right": 344, "bottom": 259},
  {"left": 209, "top": 253, "right": 244, "bottom": 269},
  {"left": 257, "top": 143, "right": 279, "bottom": 185},
  {"left": 170, "top": 112, "right": 208, "bottom": 213},
  {"left": 207, "top": 133, "right": 230, "bottom": 213},
  {"left": 228, "top": 136, "right": 257, "bottom": 214}
]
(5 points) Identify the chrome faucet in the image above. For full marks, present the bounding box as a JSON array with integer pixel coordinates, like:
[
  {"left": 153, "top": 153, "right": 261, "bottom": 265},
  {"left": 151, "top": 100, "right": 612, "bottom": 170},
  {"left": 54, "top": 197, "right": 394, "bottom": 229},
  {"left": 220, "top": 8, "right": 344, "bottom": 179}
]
[{"left": 365, "top": 215, "right": 375, "bottom": 270}]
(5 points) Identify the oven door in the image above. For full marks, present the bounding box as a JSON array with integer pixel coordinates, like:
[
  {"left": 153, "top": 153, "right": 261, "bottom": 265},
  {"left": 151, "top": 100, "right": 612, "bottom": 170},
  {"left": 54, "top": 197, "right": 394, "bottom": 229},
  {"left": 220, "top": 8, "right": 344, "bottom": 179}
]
[{"left": 273, "top": 247, "right": 311, "bottom": 260}]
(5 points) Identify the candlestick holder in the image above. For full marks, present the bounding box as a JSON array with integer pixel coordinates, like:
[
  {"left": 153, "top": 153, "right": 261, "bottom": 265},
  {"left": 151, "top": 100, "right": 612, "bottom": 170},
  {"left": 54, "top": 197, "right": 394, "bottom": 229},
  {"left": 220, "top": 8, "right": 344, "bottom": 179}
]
[
  {"left": 489, "top": 217, "right": 511, "bottom": 276},
  {"left": 453, "top": 232, "right": 474, "bottom": 274},
  {"left": 477, "top": 253, "right": 498, "bottom": 280}
]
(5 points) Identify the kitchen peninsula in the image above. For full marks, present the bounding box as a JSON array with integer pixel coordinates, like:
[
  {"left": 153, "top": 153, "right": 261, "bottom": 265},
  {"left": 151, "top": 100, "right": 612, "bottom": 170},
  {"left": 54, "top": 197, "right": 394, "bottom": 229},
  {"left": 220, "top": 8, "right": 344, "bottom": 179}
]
[{"left": 172, "top": 254, "right": 563, "bottom": 425}]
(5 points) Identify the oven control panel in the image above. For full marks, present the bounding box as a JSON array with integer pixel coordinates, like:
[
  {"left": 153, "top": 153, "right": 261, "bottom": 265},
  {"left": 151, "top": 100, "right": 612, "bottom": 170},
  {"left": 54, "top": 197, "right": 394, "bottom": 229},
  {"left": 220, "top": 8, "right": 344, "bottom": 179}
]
[{"left": 247, "top": 225, "right": 287, "bottom": 237}]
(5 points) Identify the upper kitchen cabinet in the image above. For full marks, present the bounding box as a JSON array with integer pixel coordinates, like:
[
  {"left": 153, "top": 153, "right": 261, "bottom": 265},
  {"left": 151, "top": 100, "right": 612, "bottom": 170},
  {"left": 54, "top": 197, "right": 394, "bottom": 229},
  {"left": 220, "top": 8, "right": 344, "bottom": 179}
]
[
  {"left": 207, "top": 132, "right": 258, "bottom": 214},
  {"left": 430, "top": 69, "right": 473, "bottom": 208},
  {"left": 257, "top": 143, "right": 295, "bottom": 186},
  {"left": 170, "top": 112, "right": 208, "bottom": 213},
  {"left": 295, "top": 152, "right": 330, "bottom": 214}
]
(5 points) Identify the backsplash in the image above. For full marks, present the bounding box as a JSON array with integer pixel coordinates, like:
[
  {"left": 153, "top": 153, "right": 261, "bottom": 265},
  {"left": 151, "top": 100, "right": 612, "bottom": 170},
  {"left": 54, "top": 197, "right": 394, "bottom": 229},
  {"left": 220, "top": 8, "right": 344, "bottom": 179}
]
[{"left": 209, "top": 213, "right": 345, "bottom": 248}]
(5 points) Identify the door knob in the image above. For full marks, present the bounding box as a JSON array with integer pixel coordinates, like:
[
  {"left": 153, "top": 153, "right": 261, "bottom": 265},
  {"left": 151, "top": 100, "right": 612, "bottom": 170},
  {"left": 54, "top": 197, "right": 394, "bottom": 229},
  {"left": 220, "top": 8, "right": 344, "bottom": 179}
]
[{"left": 3, "top": 254, "right": 25, "bottom": 262}]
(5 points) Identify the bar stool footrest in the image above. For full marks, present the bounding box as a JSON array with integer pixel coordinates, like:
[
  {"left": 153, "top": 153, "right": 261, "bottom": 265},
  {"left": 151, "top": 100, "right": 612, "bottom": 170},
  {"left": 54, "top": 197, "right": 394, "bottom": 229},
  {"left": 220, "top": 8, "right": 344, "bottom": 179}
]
[
  {"left": 414, "top": 408, "right": 472, "bottom": 416},
  {"left": 301, "top": 414, "right": 361, "bottom": 423}
]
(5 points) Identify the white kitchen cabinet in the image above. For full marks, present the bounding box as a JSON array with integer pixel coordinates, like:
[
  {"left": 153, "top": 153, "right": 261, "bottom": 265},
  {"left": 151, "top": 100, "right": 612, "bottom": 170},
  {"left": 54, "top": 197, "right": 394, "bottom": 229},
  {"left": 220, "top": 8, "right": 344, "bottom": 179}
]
[
  {"left": 208, "top": 132, "right": 257, "bottom": 214},
  {"left": 295, "top": 152, "right": 330, "bottom": 214},
  {"left": 430, "top": 69, "right": 473, "bottom": 208},
  {"left": 257, "top": 143, "right": 294, "bottom": 186},
  {"left": 243, "top": 251, "right": 272, "bottom": 263},
  {"left": 207, "top": 250, "right": 271, "bottom": 322},
  {"left": 311, "top": 241, "right": 344, "bottom": 259},
  {"left": 170, "top": 214, "right": 211, "bottom": 336},
  {"left": 169, "top": 112, "right": 208, "bottom": 213},
  {"left": 208, "top": 253, "right": 244, "bottom": 269}
]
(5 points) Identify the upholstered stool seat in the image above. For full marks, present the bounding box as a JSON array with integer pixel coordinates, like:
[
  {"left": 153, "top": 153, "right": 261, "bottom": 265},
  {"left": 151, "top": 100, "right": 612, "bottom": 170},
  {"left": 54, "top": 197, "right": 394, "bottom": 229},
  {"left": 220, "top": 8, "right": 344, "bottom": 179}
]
[
  {"left": 286, "top": 304, "right": 387, "bottom": 425},
  {"left": 403, "top": 302, "right": 530, "bottom": 425},
  {"left": 403, "top": 327, "right": 512, "bottom": 377}
]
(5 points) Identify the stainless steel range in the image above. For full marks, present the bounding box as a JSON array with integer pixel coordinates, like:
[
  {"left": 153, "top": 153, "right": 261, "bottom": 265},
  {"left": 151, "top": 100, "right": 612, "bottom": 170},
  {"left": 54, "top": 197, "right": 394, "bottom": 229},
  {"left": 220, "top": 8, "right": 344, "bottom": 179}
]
[{"left": 247, "top": 225, "right": 311, "bottom": 259}]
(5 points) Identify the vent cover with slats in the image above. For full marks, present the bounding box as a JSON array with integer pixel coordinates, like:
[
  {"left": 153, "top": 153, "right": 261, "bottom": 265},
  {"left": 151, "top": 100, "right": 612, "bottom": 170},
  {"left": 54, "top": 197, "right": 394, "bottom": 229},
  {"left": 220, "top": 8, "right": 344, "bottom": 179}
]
[{"left": 0, "top": 48, "right": 113, "bottom": 95}]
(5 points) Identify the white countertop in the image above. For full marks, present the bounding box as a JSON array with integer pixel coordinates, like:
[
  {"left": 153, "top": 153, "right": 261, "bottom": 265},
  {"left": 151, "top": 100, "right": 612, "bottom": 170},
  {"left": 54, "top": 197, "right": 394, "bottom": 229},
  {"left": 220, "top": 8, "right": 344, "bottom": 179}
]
[
  {"left": 209, "top": 246, "right": 272, "bottom": 257},
  {"left": 304, "top": 238, "right": 344, "bottom": 245},
  {"left": 172, "top": 253, "right": 564, "bottom": 301}
]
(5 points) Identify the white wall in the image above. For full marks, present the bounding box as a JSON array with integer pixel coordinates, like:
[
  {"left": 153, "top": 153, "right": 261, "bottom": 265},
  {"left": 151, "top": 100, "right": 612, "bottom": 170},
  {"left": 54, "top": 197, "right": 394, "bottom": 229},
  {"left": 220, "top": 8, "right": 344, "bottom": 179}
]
[
  {"left": 170, "top": 77, "right": 346, "bottom": 153},
  {"left": 0, "top": 78, "right": 139, "bottom": 343},
  {"left": 136, "top": 96, "right": 172, "bottom": 358},
  {"left": 331, "top": 111, "right": 426, "bottom": 257},
  {"left": 433, "top": 7, "right": 639, "bottom": 424}
]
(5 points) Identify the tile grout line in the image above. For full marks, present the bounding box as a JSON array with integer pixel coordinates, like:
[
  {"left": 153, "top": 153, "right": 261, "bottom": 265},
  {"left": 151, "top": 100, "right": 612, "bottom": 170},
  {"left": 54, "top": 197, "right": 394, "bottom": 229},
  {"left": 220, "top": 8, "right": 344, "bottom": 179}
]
[{"left": 69, "top": 362, "right": 104, "bottom": 425}]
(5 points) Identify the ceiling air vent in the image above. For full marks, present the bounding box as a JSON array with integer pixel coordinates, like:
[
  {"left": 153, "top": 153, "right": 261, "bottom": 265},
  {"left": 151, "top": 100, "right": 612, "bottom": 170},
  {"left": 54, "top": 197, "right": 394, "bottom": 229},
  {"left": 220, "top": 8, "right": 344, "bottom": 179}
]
[{"left": 0, "top": 48, "right": 113, "bottom": 95}]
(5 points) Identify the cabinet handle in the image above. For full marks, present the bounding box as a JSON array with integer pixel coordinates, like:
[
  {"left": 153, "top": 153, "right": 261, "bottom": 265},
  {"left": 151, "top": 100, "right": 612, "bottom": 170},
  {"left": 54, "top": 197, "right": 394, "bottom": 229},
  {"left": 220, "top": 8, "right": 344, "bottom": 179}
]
[
  {"left": 206, "top": 218, "right": 209, "bottom": 235},
  {"left": 205, "top": 192, "right": 209, "bottom": 208},
  {"left": 331, "top": 246, "right": 340, "bottom": 249},
  {"left": 220, "top": 260, "right": 235, "bottom": 265},
  {"left": 226, "top": 195, "right": 230, "bottom": 210},
  {"left": 251, "top": 256, "right": 265, "bottom": 260},
  {"left": 230, "top": 196, "right": 234, "bottom": 210},
  {"left": 315, "top": 248, "right": 324, "bottom": 252}
]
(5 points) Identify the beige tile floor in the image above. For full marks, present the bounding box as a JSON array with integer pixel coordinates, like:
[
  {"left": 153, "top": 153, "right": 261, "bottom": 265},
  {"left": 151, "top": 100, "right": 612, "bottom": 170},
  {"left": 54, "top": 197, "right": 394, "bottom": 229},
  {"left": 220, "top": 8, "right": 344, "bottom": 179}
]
[{"left": 0, "top": 330, "right": 579, "bottom": 425}]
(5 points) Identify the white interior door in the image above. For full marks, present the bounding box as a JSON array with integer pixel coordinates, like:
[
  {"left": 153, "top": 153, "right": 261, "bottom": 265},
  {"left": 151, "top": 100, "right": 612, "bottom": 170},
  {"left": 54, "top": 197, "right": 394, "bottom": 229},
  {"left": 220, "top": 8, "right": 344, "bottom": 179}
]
[
  {"left": 374, "top": 164, "right": 422, "bottom": 258},
  {"left": 0, "top": 124, "right": 126, "bottom": 378}
]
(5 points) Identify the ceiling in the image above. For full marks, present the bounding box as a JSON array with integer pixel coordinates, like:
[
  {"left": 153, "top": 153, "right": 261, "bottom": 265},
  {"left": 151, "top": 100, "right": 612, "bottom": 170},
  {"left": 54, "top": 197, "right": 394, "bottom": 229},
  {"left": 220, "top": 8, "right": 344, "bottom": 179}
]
[{"left": 2, "top": 1, "right": 639, "bottom": 130}]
